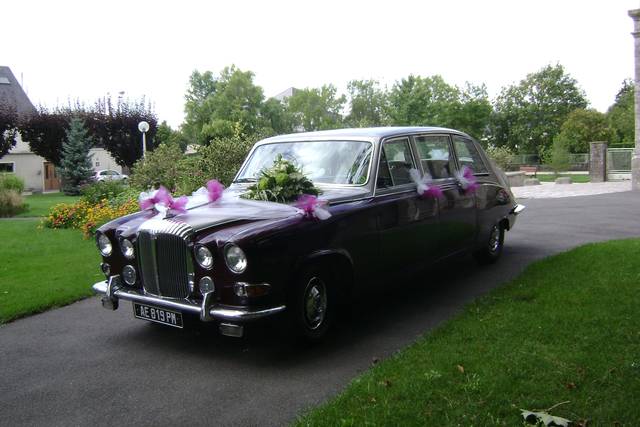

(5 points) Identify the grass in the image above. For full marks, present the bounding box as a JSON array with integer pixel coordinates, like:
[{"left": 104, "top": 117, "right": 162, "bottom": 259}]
[
  {"left": 296, "top": 239, "right": 640, "bottom": 426},
  {"left": 16, "top": 192, "right": 80, "bottom": 217},
  {"left": 0, "top": 219, "right": 102, "bottom": 323},
  {"left": 535, "top": 173, "right": 591, "bottom": 183}
]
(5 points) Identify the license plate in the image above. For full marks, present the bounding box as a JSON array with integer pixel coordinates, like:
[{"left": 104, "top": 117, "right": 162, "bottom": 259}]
[{"left": 133, "top": 303, "right": 183, "bottom": 328}]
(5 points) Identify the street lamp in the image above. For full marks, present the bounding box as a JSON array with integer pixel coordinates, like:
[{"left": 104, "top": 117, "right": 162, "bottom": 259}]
[{"left": 138, "top": 121, "right": 149, "bottom": 158}]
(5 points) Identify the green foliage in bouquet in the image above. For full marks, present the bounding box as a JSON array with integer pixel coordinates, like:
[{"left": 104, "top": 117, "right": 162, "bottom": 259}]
[{"left": 242, "top": 155, "right": 321, "bottom": 203}]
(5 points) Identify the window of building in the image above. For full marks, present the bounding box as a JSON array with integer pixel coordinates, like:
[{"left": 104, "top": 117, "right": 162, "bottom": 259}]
[{"left": 0, "top": 163, "right": 15, "bottom": 172}]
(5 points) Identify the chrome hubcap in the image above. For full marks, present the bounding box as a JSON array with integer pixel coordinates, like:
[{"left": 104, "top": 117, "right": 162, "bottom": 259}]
[
  {"left": 303, "top": 277, "right": 327, "bottom": 330},
  {"left": 489, "top": 225, "right": 501, "bottom": 252}
]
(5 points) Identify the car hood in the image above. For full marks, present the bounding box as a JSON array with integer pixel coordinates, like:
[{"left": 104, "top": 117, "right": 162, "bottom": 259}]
[{"left": 112, "top": 185, "right": 370, "bottom": 237}]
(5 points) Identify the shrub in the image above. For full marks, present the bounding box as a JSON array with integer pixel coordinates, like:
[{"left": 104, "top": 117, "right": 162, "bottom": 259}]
[
  {"left": 0, "top": 189, "right": 26, "bottom": 217},
  {"left": 0, "top": 173, "right": 25, "bottom": 193},
  {"left": 176, "top": 135, "right": 255, "bottom": 194},
  {"left": 484, "top": 145, "right": 514, "bottom": 170},
  {"left": 547, "top": 138, "right": 571, "bottom": 175},
  {"left": 129, "top": 143, "right": 184, "bottom": 192},
  {"left": 81, "top": 180, "right": 128, "bottom": 205},
  {"left": 80, "top": 198, "right": 139, "bottom": 237}
]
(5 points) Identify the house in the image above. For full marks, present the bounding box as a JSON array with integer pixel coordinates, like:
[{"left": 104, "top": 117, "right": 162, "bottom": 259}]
[{"left": 0, "top": 66, "right": 121, "bottom": 192}]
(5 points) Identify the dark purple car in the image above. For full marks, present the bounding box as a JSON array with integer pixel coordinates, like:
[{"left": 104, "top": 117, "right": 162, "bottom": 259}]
[{"left": 92, "top": 127, "right": 524, "bottom": 340}]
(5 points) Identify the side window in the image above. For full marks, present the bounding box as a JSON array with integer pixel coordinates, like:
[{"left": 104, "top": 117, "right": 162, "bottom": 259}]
[
  {"left": 376, "top": 138, "right": 415, "bottom": 188},
  {"left": 452, "top": 136, "right": 488, "bottom": 174},
  {"left": 414, "top": 135, "right": 455, "bottom": 179}
]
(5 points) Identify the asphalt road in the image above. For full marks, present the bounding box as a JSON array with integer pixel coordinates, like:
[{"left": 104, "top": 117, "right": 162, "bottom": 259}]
[{"left": 1, "top": 192, "right": 639, "bottom": 427}]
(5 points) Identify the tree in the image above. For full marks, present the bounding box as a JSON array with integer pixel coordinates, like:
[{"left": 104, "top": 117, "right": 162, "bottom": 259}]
[
  {"left": 155, "top": 121, "right": 188, "bottom": 151},
  {"left": 93, "top": 96, "right": 158, "bottom": 168},
  {"left": 182, "top": 65, "right": 265, "bottom": 143},
  {"left": 388, "top": 75, "right": 459, "bottom": 126},
  {"left": 260, "top": 98, "right": 295, "bottom": 135},
  {"left": 60, "top": 117, "right": 94, "bottom": 195},
  {"left": 345, "top": 80, "right": 389, "bottom": 127},
  {"left": 450, "top": 83, "right": 492, "bottom": 140},
  {"left": 19, "top": 107, "right": 71, "bottom": 166},
  {"left": 555, "top": 109, "right": 612, "bottom": 153},
  {"left": 0, "top": 103, "right": 18, "bottom": 158},
  {"left": 547, "top": 138, "right": 570, "bottom": 176},
  {"left": 607, "top": 79, "right": 634, "bottom": 144},
  {"left": 286, "top": 85, "right": 346, "bottom": 131},
  {"left": 490, "top": 64, "right": 588, "bottom": 155}
]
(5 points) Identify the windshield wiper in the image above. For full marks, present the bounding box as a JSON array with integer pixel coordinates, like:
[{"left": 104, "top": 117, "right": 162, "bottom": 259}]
[{"left": 234, "top": 178, "right": 257, "bottom": 183}]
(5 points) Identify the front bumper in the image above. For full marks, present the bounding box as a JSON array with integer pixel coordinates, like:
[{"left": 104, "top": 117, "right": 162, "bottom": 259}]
[
  {"left": 506, "top": 203, "right": 525, "bottom": 230},
  {"left": 92, "top": 276, "right": 286, "bottom": 323}
]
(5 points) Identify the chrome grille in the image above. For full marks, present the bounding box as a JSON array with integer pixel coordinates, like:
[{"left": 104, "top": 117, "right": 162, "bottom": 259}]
[{"left": 137, "top": 219, "right": 194, "bottom": 299}]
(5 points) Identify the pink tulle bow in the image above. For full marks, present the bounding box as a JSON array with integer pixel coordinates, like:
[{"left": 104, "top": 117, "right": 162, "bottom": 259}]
[
  {"left": 168, "top": 195, "right": 188, "bottom": 213},
  {"left": 206, "top": 179, "right": 224, "bottom": 203},
  {"left": 424, "top": 185, "right": 444, "bottom": 198},
  {"left": 139, "top": 186, "right": 172, "bottom": 211},
  {"left": 456, "top": 166, "right": 480, "bottom": 193},
  {"left": 295, "top": 194, "right": 331, "bottom": 220}
]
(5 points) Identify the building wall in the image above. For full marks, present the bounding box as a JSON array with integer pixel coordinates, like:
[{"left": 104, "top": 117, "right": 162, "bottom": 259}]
[
  {"left": 89, "top": 148, "right": 122, "bottom": 173},
  {"left": 1, "top": 134, "right": 47, "bottom": 192},
  {"left": 0, "top": 135, "right": 123, "bottom": 192}
]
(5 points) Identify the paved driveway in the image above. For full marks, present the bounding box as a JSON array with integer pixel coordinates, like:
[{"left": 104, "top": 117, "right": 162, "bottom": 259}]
[{"left": 1, "top": 192, "right": 639, "bottom": 427}]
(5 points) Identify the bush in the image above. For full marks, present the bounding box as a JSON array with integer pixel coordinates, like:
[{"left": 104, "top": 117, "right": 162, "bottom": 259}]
[
  {"left": 484, "top": 145, "right": 514, "bottom": 170},
  {"left": 129, "top": 143, "right": 185, "bottom": 192},
  {"left": 81, "top": 180, "right": 128, "bottom": 205},
  {"left": 0, "top": 189, "right": 26, "bottom": 217},
  {"left": 0, "top": 173, "right": 25, "bottom": 193},
  {"left": 44, "top": 197, "right": 139, "bottom": 237},
  {"left": 547, "top": 138, "right": 571, "bottom": 175},
  {"left": 176, "top": 135, "right": 255, "bottom": 194}
]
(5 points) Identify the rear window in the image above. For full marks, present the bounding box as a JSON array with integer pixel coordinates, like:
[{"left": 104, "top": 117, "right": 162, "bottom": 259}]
[{"left": 452, "top": 136, "right": 488, "bottom": 174}]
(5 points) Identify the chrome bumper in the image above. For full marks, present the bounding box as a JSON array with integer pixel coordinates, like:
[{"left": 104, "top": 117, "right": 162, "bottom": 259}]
[
  {"left": 506, "top": 203, "right": 525, "bottom": 230},
  {"left": 92, "top": 276, "right": 286, "bottom": 323}
]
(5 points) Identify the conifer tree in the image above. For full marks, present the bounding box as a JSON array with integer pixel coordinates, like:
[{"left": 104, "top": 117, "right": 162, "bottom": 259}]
[{"left": 60, "top": 117, "right": 94, "bottom": 195}]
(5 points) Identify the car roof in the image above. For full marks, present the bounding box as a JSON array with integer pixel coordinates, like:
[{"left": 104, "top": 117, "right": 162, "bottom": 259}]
[{"left": 258, "top": 126, "right": 470, "bottom": 144}]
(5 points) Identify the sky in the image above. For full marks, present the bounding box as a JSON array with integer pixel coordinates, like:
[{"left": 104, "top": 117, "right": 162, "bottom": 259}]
[{"left": 2, "top": 1, "right": 639, "bottom": 128}]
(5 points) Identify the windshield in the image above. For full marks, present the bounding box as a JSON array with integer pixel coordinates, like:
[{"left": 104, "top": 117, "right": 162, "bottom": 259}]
[{"left": 236, "top": 140, "right": 372, "bottom": 185}]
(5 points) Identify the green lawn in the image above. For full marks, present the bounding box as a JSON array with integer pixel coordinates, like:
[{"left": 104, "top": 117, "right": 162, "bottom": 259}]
[
  {"left": 297, "top": 239, "right": 640, "bottom": 426},
  {"left": 0, "top": 219, "right": 102, "bottom": 323},
  {"left": 16, "top": 192, "right": 80, "bottom": 217},
  {"left": 536, "top": 173, "right": 591, "bottom": 183}
]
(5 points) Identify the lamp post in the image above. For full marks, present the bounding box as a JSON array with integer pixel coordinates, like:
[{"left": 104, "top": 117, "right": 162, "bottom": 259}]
[{"left": 138, "top": 121, "right": 149, "bottom": 158}]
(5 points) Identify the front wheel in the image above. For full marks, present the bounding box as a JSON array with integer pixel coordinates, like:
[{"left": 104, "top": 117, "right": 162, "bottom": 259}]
[
  {"left": 473, "top": 223, "right": 504, "bottom": 265},
  {"left": 289, "top": 266, "right": 336, "bottom": 342}
]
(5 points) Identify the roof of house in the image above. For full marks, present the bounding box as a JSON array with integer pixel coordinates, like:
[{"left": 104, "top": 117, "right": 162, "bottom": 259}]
[{"left": 0, "top": 66, "right": 36, "bottom": 117}]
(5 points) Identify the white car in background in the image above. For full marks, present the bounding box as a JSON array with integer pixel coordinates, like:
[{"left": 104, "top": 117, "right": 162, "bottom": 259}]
[{"left": 93, "top": 170, "right": 128, "bottom": 182}]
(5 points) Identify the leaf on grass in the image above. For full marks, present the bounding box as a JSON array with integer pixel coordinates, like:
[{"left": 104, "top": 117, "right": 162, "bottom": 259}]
[
  {"left": 521, "top": 409, "right": 572, "bottom": 427},
  {"left": 565, "top": 382, "right": 576, "bottom": 390},
  {"left": 456, "top": 365, "right": 465, "bottom": 374},
  {"left": 377, "top": 379, "right": 392, "bottom": 387}
]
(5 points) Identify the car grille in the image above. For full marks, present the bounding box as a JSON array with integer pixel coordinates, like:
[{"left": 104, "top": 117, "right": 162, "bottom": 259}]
[{"left": 136, "top": 219, "right": 194, "bottom": 299}]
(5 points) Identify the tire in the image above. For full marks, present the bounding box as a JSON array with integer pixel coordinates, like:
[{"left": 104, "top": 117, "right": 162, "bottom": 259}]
[
  {"left": 288, "top": 265, "right": 337, "bottom": 343},
  {"left": 473, "top": 223, "right": 504, "bottom": 265}
]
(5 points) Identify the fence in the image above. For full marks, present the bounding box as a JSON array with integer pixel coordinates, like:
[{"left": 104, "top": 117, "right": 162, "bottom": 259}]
[{"left": 509, "top": 153, "right": 590, "bottom": 171}]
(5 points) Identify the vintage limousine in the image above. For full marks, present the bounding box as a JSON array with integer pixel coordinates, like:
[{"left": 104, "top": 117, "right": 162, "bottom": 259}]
[{"left": 92, "top": 127, "right": 524, "bottom": 340}]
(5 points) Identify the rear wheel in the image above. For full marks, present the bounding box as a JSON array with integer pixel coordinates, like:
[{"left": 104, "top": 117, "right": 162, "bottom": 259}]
[
  {"left": 289, "top": 266, "right": 336, "bottom": 342},
  {"left": 473, "top": 223, "right": 504, "bottom": 265}
]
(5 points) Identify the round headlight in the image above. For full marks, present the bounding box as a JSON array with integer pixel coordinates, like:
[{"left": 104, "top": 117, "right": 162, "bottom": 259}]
[
  {"left": 97, "top": 233, "right": 112, "bottom": 257},
  {"left": 195, "top": 246, "right": 213, "bottom": 269},
  {"left": 121, "top": 239, "right": 134, "bottom": 259},
  {"left": 199, "top": 276, "right": 215, "bottom": 295},
  {"left": 225, "top": 244, "right": 247, "bottom": 274},
  {"left": 122, "top": 265, "right": 136, "bottom": 285}
]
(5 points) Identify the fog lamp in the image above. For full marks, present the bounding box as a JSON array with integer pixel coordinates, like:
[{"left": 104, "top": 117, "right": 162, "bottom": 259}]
[
  {"left": 199, "top": 276, "right": 215, "bottom": 295},
  {"left": 100, "top": 263, "right": 111, "bottom": 277},
  {"left": 122, "top": 265, "right": 137, "bottom": 285}
]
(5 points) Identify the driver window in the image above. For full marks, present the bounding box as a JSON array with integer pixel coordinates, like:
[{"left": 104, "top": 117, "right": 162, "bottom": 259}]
[{"left": 377, "top": 138, "right": 415, "bottom": 188}]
